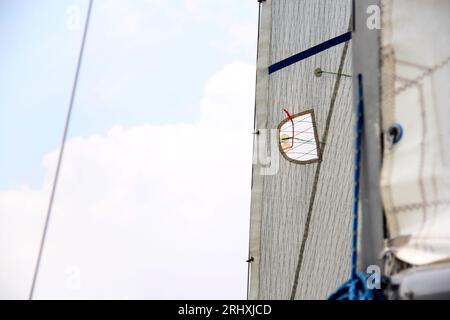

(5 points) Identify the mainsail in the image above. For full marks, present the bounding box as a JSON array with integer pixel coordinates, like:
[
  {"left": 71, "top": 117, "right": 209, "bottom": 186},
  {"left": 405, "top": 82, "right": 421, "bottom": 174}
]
[{"left": 249, "top": 0, "right": 354, "bottom": 299}]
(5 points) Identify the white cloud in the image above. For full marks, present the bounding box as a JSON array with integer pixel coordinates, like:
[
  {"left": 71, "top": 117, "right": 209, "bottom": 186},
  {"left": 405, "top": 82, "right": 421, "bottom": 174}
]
[{"left": 0, "top": 61, "right": 255, "bottom": 299}]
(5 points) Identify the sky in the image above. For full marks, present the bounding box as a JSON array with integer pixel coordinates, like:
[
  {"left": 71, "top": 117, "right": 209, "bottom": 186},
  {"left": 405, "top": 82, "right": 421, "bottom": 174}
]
[{"left": 0, "top": 0, "right": 257, "bottom": 299}]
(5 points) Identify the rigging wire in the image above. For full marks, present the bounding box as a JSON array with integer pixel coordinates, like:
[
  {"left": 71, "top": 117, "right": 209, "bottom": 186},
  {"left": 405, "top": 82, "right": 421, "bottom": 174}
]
[{"left": 28, "top": 0, "right": 94, "bottom": 300}]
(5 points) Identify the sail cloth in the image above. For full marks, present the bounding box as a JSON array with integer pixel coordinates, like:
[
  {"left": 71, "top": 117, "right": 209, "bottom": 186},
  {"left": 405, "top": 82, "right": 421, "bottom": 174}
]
[
  {"left": 249, "top": 0, "right": 354, "bottom": 299},
  {"left": 381, "top": 0, "right": 450, "bottom": 265}
]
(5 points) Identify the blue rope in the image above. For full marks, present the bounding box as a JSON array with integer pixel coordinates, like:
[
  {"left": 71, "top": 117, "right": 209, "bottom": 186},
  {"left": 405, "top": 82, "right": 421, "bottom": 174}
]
[{"left": 328, "top": 74, "right": 383, "bottom": 300}]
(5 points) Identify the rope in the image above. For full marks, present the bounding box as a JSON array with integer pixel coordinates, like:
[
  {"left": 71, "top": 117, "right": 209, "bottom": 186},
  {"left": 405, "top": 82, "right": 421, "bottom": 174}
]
[
  {"left": 328, "top": 74, "right": 383, "bottom": 300},
  {"left": 28, "top": 0, "right": 94, "bottom": 300}
]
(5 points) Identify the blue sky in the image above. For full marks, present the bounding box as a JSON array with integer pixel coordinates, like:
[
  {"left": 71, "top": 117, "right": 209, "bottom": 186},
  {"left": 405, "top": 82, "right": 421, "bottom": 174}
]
[
  {"left": 0, "top": 0, "right": 257, "bottom": 299},
  {"left": 0, "top": 0, "right": 256, "bottom": 189}
]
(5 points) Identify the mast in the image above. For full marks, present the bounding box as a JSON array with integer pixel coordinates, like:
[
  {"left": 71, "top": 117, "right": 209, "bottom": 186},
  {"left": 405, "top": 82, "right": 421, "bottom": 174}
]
[
  {"left": 352, "top": 0, "right": 384, "bottom": 272},
  {"left": 248, "top": 0, "right": 354, "bottom": 299}
]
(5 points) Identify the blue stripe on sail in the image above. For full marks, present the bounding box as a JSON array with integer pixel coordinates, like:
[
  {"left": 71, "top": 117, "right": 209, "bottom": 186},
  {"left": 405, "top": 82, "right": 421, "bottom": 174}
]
[{"left": 268, "top": 31, "right": 352, "bottom": 74}]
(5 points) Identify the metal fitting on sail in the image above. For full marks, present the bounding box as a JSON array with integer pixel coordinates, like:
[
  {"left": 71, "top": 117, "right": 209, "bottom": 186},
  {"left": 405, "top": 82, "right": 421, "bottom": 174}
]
[
  {"left": 386, "top": 123, "right": 403, "bottom": 146},
  {"left": 314, "top": 67, "right": 352, "bottom": 78}
]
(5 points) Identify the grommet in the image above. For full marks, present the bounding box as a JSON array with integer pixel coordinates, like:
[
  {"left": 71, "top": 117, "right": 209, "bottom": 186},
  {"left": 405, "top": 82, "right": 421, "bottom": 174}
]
[
  {"left": 314, "top": 67, "right": 323, "bottom": 77},
  {"left": 387, "top": 123, "right": 403, "bottom": 145},
  {"left": 314, "top": 67, "right": 352, "bottom": 78}
]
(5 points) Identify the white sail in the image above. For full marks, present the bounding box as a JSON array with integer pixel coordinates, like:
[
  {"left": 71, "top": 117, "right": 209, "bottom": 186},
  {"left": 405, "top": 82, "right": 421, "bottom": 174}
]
[
  {"left": 249, "top": 0, "right": 354, "bottom": 299},
  {"left": 381, "top": 0, "right": 450, "bottom": 265}
]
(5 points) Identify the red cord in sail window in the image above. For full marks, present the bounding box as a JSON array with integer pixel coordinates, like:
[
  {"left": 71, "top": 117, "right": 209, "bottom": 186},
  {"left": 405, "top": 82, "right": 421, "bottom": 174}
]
[{"left": 283, "top": 108, "right": 295, "bottom": 148}]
